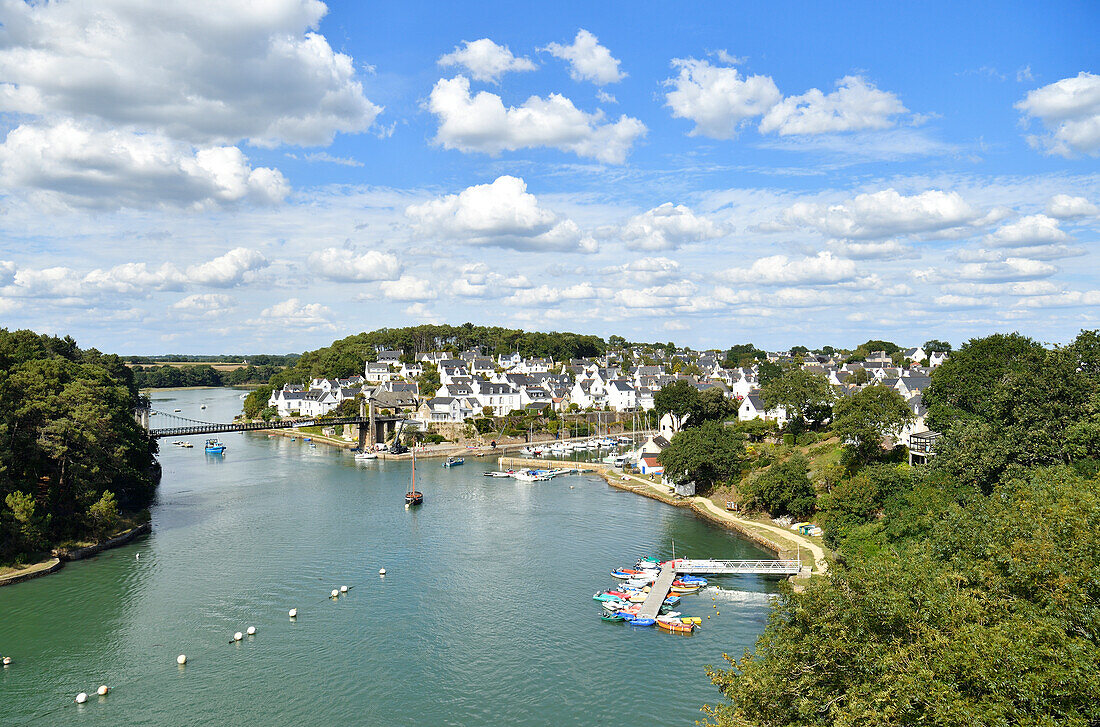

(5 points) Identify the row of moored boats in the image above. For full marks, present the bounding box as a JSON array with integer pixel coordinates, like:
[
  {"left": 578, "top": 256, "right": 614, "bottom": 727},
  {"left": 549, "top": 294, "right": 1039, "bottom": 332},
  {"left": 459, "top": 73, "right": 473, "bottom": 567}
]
[
  {"left": 520, "top": 436, "right": 634, "bottom": 457},
  {"left": 593, "top": 557, "right": 707, "bottom": 633}
]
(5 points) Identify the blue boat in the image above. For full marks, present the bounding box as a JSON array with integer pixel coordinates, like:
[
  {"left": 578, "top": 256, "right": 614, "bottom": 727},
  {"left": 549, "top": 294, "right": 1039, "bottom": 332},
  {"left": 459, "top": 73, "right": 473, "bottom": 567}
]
[
  {"left": 204, "top": 438, "right": 227, "bottom": 454},
  {"left": 628, "top": 617, "right": 656, "bottom": 627},
  {"left": 442, "top": 457, "right": 465, "bottom": 468}
]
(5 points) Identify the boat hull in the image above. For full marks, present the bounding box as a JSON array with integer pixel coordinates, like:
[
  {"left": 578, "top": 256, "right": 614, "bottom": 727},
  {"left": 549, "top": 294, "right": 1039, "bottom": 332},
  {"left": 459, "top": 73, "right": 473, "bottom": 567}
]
[{"left": 405, "top": 491, "right": 423, "bottom": 506}]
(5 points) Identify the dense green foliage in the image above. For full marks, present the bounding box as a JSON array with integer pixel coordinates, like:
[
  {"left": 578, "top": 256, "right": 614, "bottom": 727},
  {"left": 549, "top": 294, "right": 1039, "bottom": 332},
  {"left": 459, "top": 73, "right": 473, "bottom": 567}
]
[
  {"left": 0, "top": 329, "right": 158, "bottom": 564},
  {"left": 657, "top": 421, "right": 746, "bottom": 492},
  {"left": 742, "top": 455, "right": 816, "bottom": 519},
  {"left": 131, "top": 363, "right": 284, "bottom": 388},
  {"left": 654, "top": 381, "right": 736, "bottom": 428},
  {"left": 832, "top": 384, "right": 914, "bottom": 467},
  {"left": 760, "top": 368, "right": 833, "bottom": 432},
  {"left": 126, "top": 354, "right": 299, "bottom": 365},
  {"left": 925, "top": 331, "right": 1099, "bottom": 493},
  {"left": 705, "top": 330, "right": 1100, "bottom": 726}
]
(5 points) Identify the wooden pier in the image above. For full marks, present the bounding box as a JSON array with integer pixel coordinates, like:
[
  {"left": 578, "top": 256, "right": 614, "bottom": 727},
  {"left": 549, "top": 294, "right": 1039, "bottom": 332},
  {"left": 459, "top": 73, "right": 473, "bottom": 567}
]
[
  {"left": 637, "top": 564, "right": 677, "bottom": 620},
  {"left": 497, "top": 456, "right": 608, "bottom": 472}
]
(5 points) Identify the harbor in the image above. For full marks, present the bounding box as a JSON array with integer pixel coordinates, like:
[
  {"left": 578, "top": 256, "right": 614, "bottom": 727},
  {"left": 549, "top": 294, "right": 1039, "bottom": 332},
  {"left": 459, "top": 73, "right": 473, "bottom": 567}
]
[{"left": 0, "top": 388, "right": 782, "bottom": 726}]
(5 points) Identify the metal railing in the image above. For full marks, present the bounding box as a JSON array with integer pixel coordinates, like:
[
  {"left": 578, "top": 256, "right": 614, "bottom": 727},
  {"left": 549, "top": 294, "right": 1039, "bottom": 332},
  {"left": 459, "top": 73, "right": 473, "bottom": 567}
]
[{"left": 674, "top": 559, "right": 803, "bottom": 575}]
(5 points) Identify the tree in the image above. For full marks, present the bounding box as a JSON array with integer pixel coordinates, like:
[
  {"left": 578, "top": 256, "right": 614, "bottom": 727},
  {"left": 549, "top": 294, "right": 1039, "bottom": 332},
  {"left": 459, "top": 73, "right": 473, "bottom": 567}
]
[
  {"left": 87, "top": 490, "right": 120, "bottom": 538},
  {"left": 654, "top": 380, "right": 700, "bottom": 427},
  {"left": 923, "top": 339, "right": 952, "bottom": 353},
  {"left": 693, "top": 387, "right": 736, "bottom": 423},
  {"left": 706, "top": 466, "right": 1100, "bottom": 727},
  {"left": 849, "top": 367, "right": 872, "bottom": 385},
  {"left": 790, "top": 345, "right": 809, "bottom": 355},
  {"left": 832, "top": 384, "right": 914, "bottom": 466},
  {"left": 742, "top": 455, "right": 816, "bottom": 518},
  {"left": 760, "top": 369, "right": 833, "bottom": 432},
  {"left": 658, "top": 421, "right": 746, "bottom": 492},
  {"left": 756, "top": 360, "right": 783, "bottom": 387},
  {"left": 924, "top": 332, "right": 1095, "bottom": 491}
]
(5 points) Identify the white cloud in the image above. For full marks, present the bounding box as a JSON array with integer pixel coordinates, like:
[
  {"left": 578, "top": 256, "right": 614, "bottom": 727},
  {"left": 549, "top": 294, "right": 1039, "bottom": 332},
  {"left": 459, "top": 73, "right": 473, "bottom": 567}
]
[
  {"left": 506, "top": 282, "right": 599, "bottom": 306},
  {"left": 596, "top": 90, "right": 618, "bottom": 104},
  {"left": 1016, "top": 72, "right": 1100, "bottom": 157},
  {"left": 720, "top": 251, "right": 858, "bottom": 285},
  {"left": 438, "top": 38, "right": 536, "bottom": 83},
  {"left": 1012, "top": 290, "right": 1100, "bottom": 308},
  {"left": 450, "top": 263, "right": 532, "bottom": 298},
  {"left": 950, "top": 257, "right": 1058, "bottom": 282},
  {"left": 663, "top": 58, "right": 781, "bottom": 139},
  {"left": 186, "top": 248, "right": 269, "bottom": 287},
  {"left": 308, "top": 248, "right": 402, "bottom": 282},
  {"left": 619, "top": 203, "right": 725, "bottom": 251},
  {"left": 783, "top": 188, "right": 983, "bottom": 240},
  {"left": 428, "top": 76, "right": 645, "bottom": 164},
  {"left": 607, "top": 257, "right": 682, "bottom": 284},
  {"left": 251, "top": 297, "right": 333, "bottom": 328},
  {"left": 542, "top": 29, "right": 625, "bottom": 85},
  {"left": 0, "top": 120, "right": 289, "bottom": 210},
  {"left": 1046, "top": 194, "right": 1099, "bottom": 218},
  {"left": 984, "top": 214, "right": 1069, "bottom": 247},
  {"left": 759, "top": 76, "right": 907, "bottom": 136},
  {"left": 405, "top": 175, "right": 586, "bottom": 251},
  {"left": 403, "top": 302, "right": 441, "bottom": 323},
  {"left": 170, "top": 293, "right": 236, "bottom": 318},
  {"left": 827, "top": 239, "right": 918, "bottom": 260},
  {"left": 613, "top": 281, "right": 700, "bottom": 310},
  {"left": 380, "top": 275, "right": 436, "bottom": 301},
  {"left": 939, "top": 281, "right": 1060, "bottom": 297},
  {"left": 0, "top": 0, "right": 381, "bottom": 147}
]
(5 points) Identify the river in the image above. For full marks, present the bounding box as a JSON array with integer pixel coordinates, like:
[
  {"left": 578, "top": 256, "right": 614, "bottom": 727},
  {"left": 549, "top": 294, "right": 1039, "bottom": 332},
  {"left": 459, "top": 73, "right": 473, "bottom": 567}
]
[{"left": 0, "top": 387, "right": 778, "bottom": 726}]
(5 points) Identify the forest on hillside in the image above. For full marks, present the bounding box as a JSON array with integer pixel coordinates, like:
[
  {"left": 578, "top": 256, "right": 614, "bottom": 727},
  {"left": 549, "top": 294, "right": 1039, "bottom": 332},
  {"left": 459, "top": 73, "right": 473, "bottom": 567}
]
[{"left": 0, "top": 329, "right": 159, "bottom": 566}]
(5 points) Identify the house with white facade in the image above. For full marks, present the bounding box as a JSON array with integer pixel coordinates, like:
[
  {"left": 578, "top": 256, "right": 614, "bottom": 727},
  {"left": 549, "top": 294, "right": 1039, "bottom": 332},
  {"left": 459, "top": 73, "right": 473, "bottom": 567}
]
[{"left": 738, "top": 394, "right": 788, "bottom": 427}]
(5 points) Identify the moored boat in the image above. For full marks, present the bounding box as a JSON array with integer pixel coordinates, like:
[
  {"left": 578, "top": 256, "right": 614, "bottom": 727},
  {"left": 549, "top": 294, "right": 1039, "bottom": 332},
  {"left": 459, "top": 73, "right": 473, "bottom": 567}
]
[
  {"left": 405, "top": 451, "right": 423, "bottom": 506},
  {"left": 442, "top": 457, "right": 464, "bottom": 467},
  {"left": 204, "top": 438, "right": 226, "bottom": 454}
]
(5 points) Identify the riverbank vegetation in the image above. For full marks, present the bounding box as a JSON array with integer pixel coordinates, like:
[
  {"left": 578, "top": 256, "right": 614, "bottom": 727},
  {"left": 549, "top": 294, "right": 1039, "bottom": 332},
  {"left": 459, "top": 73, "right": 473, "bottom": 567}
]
[
  {"left": 0, "top": 329, "right": 159, "bottom": 567},
  {"left": 131, "top": 362, "right": 286, "bottom": 389},
  {"left": 700, "top": 331, "right": 1100, "bottom": 725}
]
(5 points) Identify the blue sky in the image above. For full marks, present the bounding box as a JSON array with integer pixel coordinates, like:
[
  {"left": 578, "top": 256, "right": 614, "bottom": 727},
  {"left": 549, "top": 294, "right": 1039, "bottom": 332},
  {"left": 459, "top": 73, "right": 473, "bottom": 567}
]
[{"left": 0, "top": 0, "right": 1097, "bottom": 353}]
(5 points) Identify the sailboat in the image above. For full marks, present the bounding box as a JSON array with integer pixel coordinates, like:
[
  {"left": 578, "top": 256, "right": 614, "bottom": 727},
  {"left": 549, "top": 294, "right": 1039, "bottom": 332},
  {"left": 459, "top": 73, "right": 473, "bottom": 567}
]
[{"left": 405, "top": 451, "right": 424, "bottom": 506}]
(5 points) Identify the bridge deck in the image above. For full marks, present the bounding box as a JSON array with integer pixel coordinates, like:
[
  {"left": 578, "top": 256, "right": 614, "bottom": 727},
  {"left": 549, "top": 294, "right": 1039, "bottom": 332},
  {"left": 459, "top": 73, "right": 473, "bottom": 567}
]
[
  {"left": 637, "top": 564, "right": 677, "bottom": 620},
  {"left": 148, "top": 414, "right": 406, "bottom": 439}
]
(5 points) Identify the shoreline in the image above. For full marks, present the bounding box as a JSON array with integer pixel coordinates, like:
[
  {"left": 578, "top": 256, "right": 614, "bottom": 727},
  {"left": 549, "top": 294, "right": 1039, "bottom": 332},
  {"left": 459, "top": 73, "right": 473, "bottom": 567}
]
[
  {"left": 0, "top": 522, "right": 151, "bottom": 588},
  {"left": 599, "top": 470, "right": 827, "bottom": 575}
]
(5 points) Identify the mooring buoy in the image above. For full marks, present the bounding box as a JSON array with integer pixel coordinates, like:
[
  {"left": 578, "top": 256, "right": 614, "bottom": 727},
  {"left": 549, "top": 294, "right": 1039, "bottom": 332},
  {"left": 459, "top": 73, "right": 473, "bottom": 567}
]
[
  {"left": 288, "top": 608, "right": 298, "bottom": 618},
  {"left": 75, "top": 692, "right": 88, "bottom": 704},
  {"left": 247, "top": 626, "right": 256, "bottom": 636},
  {"left": 97, "top": 685, "right": 109, "bottom": 696},
  {"left": 177, "top": 654, "right": 187, "bottom": 665},
  {"left": 379, "top": 568, "right": 386, "bottom": 576}
]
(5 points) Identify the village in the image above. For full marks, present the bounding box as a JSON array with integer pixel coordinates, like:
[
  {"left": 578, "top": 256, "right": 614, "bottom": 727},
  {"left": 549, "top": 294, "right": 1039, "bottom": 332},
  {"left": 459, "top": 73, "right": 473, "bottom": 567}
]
[{"left": 263, "top": 343, "right": 947, "bottom": 468}]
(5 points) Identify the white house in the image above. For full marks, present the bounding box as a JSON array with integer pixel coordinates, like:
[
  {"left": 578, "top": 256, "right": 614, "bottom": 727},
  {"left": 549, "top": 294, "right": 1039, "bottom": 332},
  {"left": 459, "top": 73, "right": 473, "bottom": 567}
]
[
  {"left": 364, "top": 362, "right": 396, "bottom": 383},
  {"left": 606, "top": 379, "right": 637, "bottom": 411},
  {"left": 929, "top": 351, "right": 949, "bottom": 367},
  {"left": 738, "top": 394, "right": 788, "bottom": 427}
]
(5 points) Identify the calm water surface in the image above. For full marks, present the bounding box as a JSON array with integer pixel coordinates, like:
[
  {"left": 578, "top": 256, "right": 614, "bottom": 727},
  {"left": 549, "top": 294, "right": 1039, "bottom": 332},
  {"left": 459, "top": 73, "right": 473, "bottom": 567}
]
[{"left": 1, "top": 388, "right": 777, "bottom": 726}]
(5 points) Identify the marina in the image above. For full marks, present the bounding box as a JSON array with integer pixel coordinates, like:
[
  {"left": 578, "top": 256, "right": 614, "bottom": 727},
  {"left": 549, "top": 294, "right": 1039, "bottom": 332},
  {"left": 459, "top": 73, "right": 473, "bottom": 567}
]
[{"left": 0, "top": 388, "right": 781, "bottom": 726}]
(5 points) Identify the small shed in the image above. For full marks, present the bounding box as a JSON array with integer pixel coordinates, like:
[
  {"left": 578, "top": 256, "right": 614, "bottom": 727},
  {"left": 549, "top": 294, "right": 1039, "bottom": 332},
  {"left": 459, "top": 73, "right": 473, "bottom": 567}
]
[{"left": 639, "top": 455, "right": 664, "bottom": 475}]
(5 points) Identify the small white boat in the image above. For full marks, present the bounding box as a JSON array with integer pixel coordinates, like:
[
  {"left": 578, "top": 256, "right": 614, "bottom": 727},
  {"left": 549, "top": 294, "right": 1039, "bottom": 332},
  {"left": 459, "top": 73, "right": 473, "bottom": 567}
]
[
  {"left": 354, "top": 451, "right": 378, "bottom": 460},
  {"left": 200, "top": 404, "right": 207, "bottom": 410}
]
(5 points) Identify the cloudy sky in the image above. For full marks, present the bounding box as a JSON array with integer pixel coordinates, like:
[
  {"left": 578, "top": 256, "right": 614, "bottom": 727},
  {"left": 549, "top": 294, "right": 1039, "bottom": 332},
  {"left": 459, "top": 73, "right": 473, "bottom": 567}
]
[{"left": 0, "top": 0, "right": 1097, "bottom": 354}]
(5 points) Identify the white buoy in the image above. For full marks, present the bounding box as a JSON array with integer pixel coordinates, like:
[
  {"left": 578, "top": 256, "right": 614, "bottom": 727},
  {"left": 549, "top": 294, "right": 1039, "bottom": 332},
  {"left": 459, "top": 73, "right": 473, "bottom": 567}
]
[
  {"left": 177, "top": 654, "right": 187, "bottom": 665},
  {"left": 378, "top": 568, "right": 386, "bottom": 576},
  {"left": 135, "top": 553, "right": 139, "bottom": 560},
  {"left": 97, "top": 685, "right": 109, "bottom": 696},
  {"left": 76, "top": 692, "right": 88, "bottom": 704},
  {"left": 2, "top": 656, "right": 10, "bottom": 666},
  {"left": 233, "top": 631, "right": 243, "bottom": 641},
  {"left": 246, "top": 626, "right": 256, "bottom": 636},
  {"left": 288, "top": 608, "right": 298, "bottom": 618},
  {"left": 340, "top": 585, "right": 348, "bottom": 593},
  {"left": 331, "top": 589, "right": 339, "bottom": 598},
  {"left": 404, "top": 503, "right": 409, "bottom": 510}
]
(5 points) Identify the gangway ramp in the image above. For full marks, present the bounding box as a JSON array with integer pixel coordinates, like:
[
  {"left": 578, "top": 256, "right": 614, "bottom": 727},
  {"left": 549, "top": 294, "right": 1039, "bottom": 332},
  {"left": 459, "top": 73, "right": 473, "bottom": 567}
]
[{"left": 635, "top": 558, "right": 802, "bottom": 620}]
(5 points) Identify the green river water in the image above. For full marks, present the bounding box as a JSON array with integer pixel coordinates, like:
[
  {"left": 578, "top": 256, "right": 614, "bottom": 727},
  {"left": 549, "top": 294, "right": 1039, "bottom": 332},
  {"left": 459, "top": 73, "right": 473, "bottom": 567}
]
[{"left": 1, "top": 388, "right": 779, "bottom": 726}]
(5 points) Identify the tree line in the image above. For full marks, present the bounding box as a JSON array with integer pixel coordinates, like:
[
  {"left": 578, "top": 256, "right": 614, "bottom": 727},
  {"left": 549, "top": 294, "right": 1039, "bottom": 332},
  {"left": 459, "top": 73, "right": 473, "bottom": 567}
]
[
  {"left": 131, "top": 363, "right": 285, "bottom": 389},
  {"left": 656, "top": 331, "right": 1100, "bottom": 725},
  {"left": 0, "top": 329, "right": 159, "bottom": 566}
]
